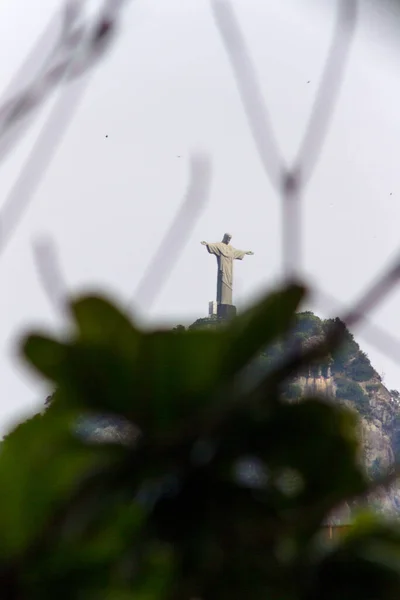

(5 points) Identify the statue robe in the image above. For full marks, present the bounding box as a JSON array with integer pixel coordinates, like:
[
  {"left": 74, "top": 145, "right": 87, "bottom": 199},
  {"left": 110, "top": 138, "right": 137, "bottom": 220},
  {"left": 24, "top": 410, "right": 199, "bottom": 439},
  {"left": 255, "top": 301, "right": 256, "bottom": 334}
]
[{"left": 205, "top": 242, "right": 247, "bottom": 305}]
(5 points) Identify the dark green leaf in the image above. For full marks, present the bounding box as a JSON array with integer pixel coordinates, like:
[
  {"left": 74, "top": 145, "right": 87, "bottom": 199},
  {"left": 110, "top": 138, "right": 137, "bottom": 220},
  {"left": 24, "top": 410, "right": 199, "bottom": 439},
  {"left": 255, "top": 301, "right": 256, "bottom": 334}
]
[
  {"left": 22, "top": 334, "right": 68, "bottom": 382},
  {"left": 131, "top": 329, "right": 228, "bottom": 429},
  {"left": 0, "top": 408, "right": 122, "bottom": 559},
  {"left": 211, "top": 398, "right": 366, "bottom": 531},
  {"left": 223, "top": 282, "right": 306, "bottom": 376},
  {"left": 70, "top": 294, "right": 140, "bottom": 352},
  {"left": 308, "top": 516, "right": 400, "bottom": 600}
]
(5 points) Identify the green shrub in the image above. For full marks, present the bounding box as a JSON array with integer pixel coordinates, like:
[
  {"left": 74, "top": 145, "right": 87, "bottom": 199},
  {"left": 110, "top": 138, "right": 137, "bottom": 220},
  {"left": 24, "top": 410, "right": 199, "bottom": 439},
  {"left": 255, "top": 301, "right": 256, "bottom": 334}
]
[
  {"left": 189, "top": 315, "right": 222, "bottom": 330},
  {"left": 346, "top": 351, "right": 375, "bottom": 382},
  {"left": 294, "top": 311, "right": 323, "bottom": 337},
  {"left": 336, "top": 377, "right": 371, "bottom": 416},
  {"left": 325, "top": 318, "right": 360, "bottom": 372},
  {"left": 366, "top": 383, "right": 380, "bottom": 394}
]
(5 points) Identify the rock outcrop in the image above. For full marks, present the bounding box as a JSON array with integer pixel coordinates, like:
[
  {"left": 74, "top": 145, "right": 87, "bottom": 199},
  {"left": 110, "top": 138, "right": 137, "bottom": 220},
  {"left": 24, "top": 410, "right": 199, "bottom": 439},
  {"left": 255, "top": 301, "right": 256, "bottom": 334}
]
[{"left": 285, "top": 313, "right": 400, "bottom": 519}]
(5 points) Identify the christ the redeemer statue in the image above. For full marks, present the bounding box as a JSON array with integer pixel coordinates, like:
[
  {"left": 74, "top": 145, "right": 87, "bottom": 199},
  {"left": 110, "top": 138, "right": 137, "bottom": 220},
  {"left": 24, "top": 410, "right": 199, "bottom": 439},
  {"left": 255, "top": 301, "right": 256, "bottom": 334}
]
[{"left": 201, "top": 233, "right": 254, "bottom": 306}]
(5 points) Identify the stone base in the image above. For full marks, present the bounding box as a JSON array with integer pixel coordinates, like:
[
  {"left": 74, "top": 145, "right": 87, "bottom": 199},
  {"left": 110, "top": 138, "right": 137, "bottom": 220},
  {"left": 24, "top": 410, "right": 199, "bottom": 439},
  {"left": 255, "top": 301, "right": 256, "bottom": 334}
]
[{"left": 217, "top": 304, "right": 237, "bottom": 320}]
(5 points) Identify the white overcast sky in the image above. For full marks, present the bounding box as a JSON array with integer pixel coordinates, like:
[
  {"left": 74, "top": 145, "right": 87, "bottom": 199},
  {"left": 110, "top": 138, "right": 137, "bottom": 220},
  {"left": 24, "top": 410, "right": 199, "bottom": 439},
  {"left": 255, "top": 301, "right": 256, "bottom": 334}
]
[{"left": 1, "top": 0, "right": 400, "bottom": 432}]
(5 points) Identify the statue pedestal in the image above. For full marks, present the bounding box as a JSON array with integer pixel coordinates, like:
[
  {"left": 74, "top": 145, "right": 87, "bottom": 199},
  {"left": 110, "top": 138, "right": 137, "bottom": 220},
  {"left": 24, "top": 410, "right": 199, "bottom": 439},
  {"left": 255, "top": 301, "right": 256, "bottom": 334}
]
[{"left": 217, "top": 304, "right": 237, "bottom": 320}]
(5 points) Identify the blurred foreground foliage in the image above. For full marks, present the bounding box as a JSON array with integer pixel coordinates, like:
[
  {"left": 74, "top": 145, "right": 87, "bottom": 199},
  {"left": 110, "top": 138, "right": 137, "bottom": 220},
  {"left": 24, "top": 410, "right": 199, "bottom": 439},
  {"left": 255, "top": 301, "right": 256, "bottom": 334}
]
[{"left": 0, "top": 282, "right": 399, "bottom": 599}]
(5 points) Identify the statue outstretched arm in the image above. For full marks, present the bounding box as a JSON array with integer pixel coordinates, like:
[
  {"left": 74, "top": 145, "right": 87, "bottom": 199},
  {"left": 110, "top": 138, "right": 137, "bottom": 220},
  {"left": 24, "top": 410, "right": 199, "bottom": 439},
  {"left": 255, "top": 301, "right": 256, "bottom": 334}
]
[
  {"left": 246, "top": 251, "right": 254, "bottom": 255},
  {"left": 202, "top": 241, "right": 223, "bottom": 256}
]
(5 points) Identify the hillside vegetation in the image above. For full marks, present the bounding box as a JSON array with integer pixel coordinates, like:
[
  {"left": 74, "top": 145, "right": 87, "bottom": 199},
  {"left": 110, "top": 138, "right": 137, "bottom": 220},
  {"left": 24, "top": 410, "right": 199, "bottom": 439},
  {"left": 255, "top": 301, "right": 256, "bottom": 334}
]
[{"left": 190, "top": 311, "right": 400, "bottom": 503}]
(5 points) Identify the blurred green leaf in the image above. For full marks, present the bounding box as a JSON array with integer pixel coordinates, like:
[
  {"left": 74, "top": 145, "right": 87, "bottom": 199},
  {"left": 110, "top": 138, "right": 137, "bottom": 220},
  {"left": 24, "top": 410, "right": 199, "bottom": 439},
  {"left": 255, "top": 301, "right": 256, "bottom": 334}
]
[
  {"left": 130, "top": 329, "right": 228, "bottom": 430},
  {"left": 22, "top": 499, "right": 147, "bottom": 600},
  {"left": 23, "top": 334, "right": 68, "bottom": 381},
  {"left": 22, "top": 329, "right": 228, "bottom": 434},
  {"left": 223, "top": 282, "right": 305, "bottom": 375},
  {"left": 22, "top": 333, "right": 138, "bottom": 422},
  {"left": 16, "top": 283, "right": 400, "bottom": 599},
  {"left": 130, "top": 542, "right": 175, "bottom": 600},
  {"left": 22, "top": 286, "right": 305, "bottom": 436},
  {"left": 308, "top": 517, "right": 400, "bottom": 600},
  {"left": 71, "top": 294, "right": 140, "bottom": 350},
  {"left": 210, "top": 398, "right": 366, "bottom": 532},
  {"left": 0, "top": 408, "right": 123, "bottom": 559}
]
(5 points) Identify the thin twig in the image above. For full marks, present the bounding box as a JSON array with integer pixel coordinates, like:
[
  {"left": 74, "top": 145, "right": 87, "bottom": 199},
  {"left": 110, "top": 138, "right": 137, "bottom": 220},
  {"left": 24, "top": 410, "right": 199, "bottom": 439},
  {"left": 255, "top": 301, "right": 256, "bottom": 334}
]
[
  {"left": 265, "top": 258, "right": 400, "bottom": 392},
  {"left": 0, "top": 11, "right": 62, "bottom": 166},
  {"left": 312, "top": 286, "right": 400, "bottom": 367},
  {"left": 0, "top": 0, "right": 132, "bottom": 259},
  {"left": 295, "top": 0, "right": 358, "bottom": 184},
  {"left": 32, "top": 236, "right": 68, "bottom": 315},
  {"left": 132, "top": 153, "right": 213, "bottom": 312},
  {"left": 343, "top": 258, "right": 400, "bottom": 329},
  {"left": 0, "top": 75, "right": 91, "bottom": 258},
  {"left": 281, "top": 169, "right": 302, "bottom": 280},
  {"left": 0, "top": 0, "right": 122, "bottom": 165},
  {"left": 210, "top": 0, "right": 283, "bottom": 189}
]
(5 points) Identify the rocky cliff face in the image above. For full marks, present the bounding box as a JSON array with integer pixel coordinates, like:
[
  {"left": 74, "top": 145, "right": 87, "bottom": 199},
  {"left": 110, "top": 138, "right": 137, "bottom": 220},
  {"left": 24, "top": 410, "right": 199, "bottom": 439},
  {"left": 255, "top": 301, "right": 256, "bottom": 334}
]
[
  {"left": 286, "top": 314, "right": 400, "bottom": 519},
  {"left": 296, "top": 372, "right": 397, "bottom": 474}
]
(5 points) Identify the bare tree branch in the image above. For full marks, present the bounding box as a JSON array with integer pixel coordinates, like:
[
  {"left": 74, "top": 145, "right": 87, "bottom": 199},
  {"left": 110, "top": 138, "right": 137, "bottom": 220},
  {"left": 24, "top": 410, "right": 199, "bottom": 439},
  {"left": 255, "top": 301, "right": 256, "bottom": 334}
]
[
  {"left": 0, "top": 12, "right": 62, "bottom": 166},
  {"left": 0, "top": 0, "right": 122, "bottom": 166},
  {"left": 210, "top": 0, "right": 283, "bottom": 189},
  {"left": 343, "top": 257, "right": 400, "bottom": 329},
  {"left": 211, "top": 0, "right": 358, "bottom": 280},
  {"left": 0, "top": 1, "right": 133, "bottom": 259},
  {"left": 281, "top": 169, "right": 302, "bottom": 280},
  {"left": 312, "top": 285, "right": 400, "bottom": 366},
  {"left": 0, "top": 75, "right": 91, "bottom": 259},
  {"left": 295, "top": 0, "right": 358, "bottom": 184},
  {"left": 32, "top": 236, "right": 68, "bottom": 315},
  {"left": 132, "top": 154, "right": 213, "bottom": 312}
]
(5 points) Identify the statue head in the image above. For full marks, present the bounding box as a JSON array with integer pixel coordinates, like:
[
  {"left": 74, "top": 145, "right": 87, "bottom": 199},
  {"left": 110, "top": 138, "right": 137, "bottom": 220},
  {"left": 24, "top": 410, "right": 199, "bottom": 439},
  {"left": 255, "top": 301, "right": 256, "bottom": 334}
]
[{"left": 222, "top": 233, "right": 232, "bottom": 244}]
